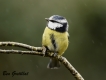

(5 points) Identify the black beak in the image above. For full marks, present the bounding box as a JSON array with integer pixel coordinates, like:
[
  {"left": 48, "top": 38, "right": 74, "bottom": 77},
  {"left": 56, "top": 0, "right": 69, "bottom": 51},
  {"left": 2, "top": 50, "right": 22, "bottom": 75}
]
[{"left": 45, "top": 18, "right": 49, "bottom": 21}]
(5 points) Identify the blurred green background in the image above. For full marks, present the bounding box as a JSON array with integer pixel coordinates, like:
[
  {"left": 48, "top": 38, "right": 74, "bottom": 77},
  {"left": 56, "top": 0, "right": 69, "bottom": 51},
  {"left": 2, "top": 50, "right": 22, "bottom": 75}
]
[{"left": 0, "top": 0, "right": 106, "bottom": 80}]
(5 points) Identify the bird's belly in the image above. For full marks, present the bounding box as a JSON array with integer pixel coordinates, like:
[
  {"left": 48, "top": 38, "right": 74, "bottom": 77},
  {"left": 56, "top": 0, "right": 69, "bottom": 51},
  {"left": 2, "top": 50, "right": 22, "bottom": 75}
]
[
  {"left": 55, "top": 38, "right": 68, "bottom": 55},
  {"left": 44, "top": 38, "right": 68, "bottom": 55}
]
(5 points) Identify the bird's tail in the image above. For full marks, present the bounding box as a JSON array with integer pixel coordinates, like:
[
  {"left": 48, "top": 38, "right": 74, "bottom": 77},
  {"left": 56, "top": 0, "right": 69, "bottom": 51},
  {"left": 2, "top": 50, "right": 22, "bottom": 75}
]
[{"left": 47, "top": 58, "right": 60, "bottom": 69}]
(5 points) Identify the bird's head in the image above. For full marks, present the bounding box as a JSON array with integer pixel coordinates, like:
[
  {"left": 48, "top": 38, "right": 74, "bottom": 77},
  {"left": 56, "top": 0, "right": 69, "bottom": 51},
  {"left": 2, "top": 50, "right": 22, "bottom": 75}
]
[{"left": 45, "top": 15, "right": 69, "bottom": 32}]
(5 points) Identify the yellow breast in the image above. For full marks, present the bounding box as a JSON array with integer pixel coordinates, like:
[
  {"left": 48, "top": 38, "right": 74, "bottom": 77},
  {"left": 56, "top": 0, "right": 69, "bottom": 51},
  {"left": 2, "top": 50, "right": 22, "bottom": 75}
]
[{"left": 42, "top": 27, "right": 69, "bottom": 55}]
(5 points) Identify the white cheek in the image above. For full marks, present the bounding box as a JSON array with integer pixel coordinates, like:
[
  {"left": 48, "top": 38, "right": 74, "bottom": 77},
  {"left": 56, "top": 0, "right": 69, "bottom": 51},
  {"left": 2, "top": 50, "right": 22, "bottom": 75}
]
[{"left": 48, "top": 21, "right": 63, "bottom": 29}]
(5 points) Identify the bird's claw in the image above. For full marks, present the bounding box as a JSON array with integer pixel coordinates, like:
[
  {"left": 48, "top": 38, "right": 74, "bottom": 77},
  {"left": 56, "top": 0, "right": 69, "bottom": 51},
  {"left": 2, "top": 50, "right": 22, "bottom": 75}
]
[{"left": 53, "top": 53, "right": 58, "bottom": 57}]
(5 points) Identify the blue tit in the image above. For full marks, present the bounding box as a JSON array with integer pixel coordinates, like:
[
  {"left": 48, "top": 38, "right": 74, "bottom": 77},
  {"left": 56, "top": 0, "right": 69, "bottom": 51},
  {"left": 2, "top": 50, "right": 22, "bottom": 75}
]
[{"left": 42, "top": 15, "right": 69, "bottom": 69}]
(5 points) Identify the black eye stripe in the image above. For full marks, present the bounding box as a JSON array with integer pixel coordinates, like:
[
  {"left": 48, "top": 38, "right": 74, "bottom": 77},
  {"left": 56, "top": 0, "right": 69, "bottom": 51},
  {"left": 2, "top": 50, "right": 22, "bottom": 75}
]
[
  {"left": 50, "top": 20, "right": 57, "bottom": 22},
  {"left": 50, "top": 20, "right": 62, "bottom": 24}
]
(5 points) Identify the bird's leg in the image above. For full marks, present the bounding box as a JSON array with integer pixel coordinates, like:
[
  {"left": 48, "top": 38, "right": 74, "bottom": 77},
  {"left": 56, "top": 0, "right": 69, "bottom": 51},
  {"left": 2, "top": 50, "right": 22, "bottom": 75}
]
[{"left": 42, "top": 46, "right": 47, "bottom": 57}]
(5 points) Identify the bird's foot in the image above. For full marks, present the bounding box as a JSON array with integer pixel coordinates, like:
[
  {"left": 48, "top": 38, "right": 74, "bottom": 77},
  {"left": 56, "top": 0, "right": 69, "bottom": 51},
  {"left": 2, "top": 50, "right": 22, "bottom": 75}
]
[{"left": 53, "top": 53, "right": 58, "bottom": 57}]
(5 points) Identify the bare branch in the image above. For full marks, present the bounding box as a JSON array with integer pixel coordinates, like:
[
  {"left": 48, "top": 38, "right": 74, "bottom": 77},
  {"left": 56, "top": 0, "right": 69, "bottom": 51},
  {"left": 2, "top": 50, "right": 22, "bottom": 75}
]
[
  {"left": 0, "top": 42, "right": 84, "bottom": 80},
  {"left": 0, "top": 49, "right": 42, "bottom": 56},
  {"left": 0, "top": 42, "right": 42, "bottom": 51}
]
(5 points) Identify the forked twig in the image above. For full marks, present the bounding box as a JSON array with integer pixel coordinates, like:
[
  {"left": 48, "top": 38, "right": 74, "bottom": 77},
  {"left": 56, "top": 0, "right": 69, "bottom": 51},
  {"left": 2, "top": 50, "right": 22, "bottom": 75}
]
[{"left": 0, "top": 42, "right": 84, "bottom": 80}]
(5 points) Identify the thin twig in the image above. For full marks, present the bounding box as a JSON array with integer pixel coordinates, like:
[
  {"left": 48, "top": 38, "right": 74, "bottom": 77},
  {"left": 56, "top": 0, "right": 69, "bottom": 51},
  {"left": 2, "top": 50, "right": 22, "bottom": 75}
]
[
  {"left": 0, "top": 42, "right": 42, "bottom": 51},
  {"left": 0, "top": 42, "right": 84, "bottom": 80},
  {"left": 0, "top": 49, "right": 42, "bottom": 56}
]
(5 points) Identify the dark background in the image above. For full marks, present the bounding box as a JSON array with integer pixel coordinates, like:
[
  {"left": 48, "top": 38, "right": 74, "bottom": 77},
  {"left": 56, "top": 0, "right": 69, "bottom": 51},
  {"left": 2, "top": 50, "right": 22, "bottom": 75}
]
[{"left": 0, "top": 0, "right": 106, "bottom": 80}]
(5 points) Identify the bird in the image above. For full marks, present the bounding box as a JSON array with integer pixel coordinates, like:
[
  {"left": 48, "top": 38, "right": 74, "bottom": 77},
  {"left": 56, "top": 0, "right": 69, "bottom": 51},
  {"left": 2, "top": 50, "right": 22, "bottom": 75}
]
[{"left": 42, "top": 15, "right": 69, "bottom": 69}]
